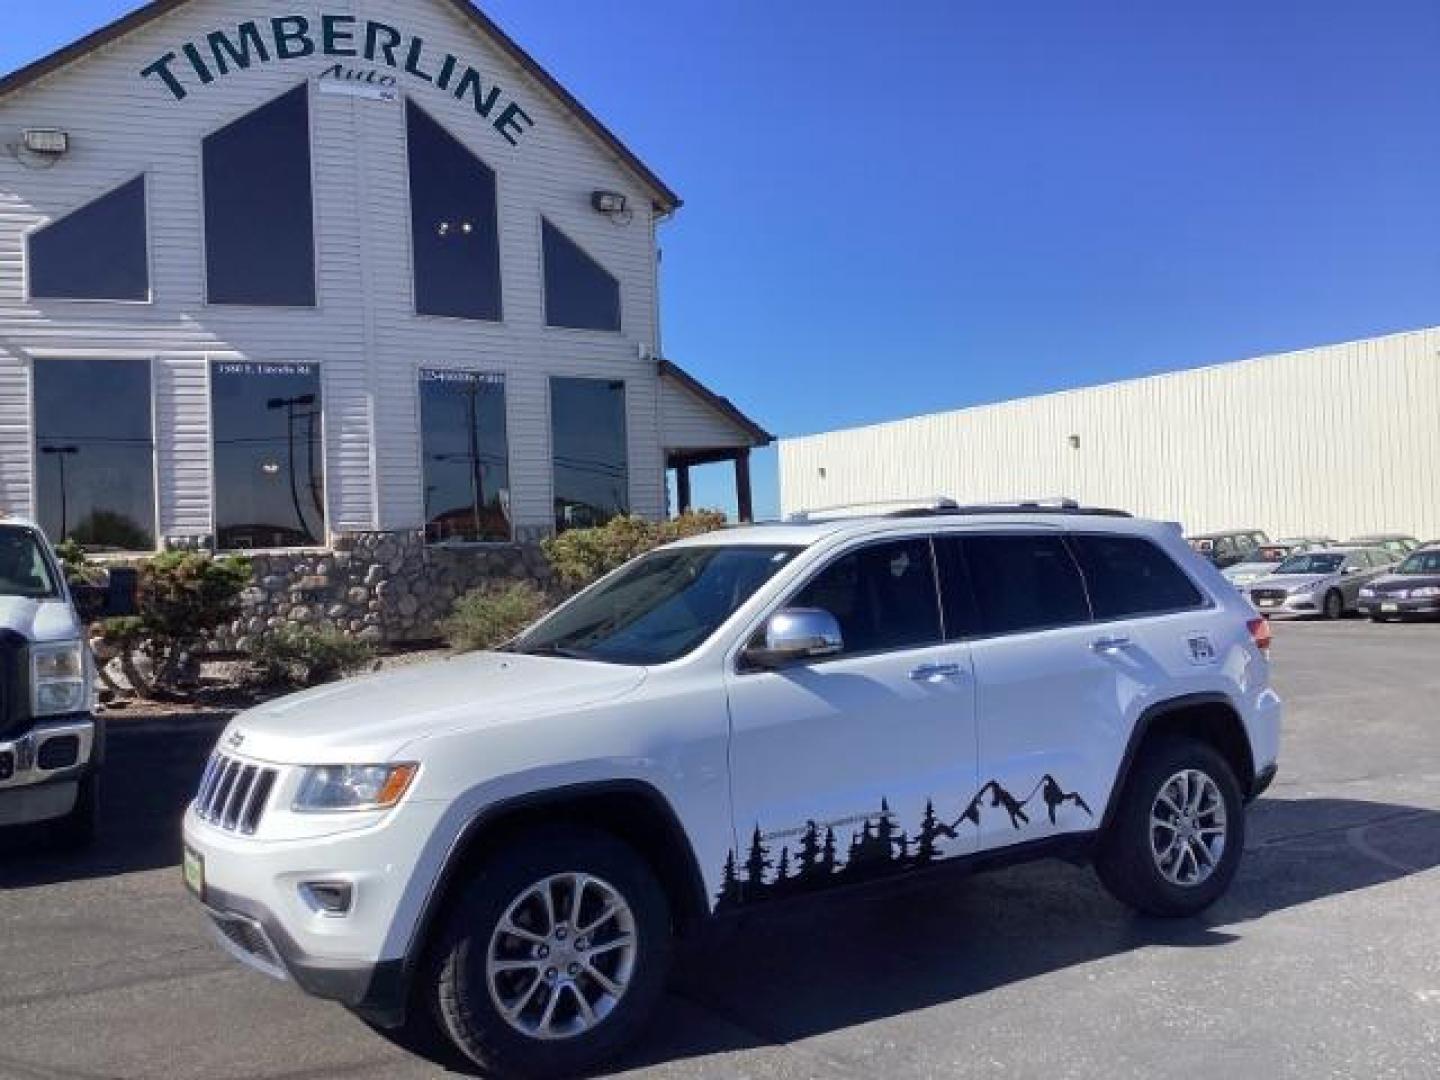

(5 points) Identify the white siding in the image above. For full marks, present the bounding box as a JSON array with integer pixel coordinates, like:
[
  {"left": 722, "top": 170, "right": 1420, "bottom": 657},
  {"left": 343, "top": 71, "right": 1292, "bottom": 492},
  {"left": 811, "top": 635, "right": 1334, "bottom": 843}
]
[
  {"left": 0, "top": 0, "right": 668, "bottom": 540},
  {"left": 780, "top": 328, "right": 1440, "bottom": 542},
  {"left": 659, "top": 376, "right": 753, "bottom": 451}
]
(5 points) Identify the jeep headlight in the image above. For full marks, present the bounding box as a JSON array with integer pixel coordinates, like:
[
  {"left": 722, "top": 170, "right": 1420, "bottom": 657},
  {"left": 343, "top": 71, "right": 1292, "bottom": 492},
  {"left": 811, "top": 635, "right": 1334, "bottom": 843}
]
[
  {"left": 1411, "top": 586, "right": 1440, "bottom": 599},
  {"left": 293, "top": 763, "right": 418, "bottom": 812},
  {"left": 31, "top": 641, "right": 87, "bottom": 718}
]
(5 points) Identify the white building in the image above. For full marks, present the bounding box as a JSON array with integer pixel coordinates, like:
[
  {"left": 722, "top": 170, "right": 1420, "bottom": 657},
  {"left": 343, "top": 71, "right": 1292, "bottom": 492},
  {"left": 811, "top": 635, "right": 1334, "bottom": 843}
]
[
  {"left": 0, "top": 0, "right": 769, "bottom": 560},
  {"left": 780, "top": 328, "right": 1440, "bottom": 542}
]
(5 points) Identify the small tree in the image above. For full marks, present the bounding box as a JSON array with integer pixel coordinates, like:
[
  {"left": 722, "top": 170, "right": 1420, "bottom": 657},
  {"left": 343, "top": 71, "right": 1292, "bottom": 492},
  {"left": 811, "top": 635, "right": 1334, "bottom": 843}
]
[
  {"left": 443, "top": 580, "right": 551, "bottom": 653},
  {"left": 249, "top": 626, "right": 376, "bottom": 689},
  {"left": 541, "top": 510, "right": 728, "bottom": 589},
  {"left": 97, "top": 552, "right": 250, "bottom": 698}
]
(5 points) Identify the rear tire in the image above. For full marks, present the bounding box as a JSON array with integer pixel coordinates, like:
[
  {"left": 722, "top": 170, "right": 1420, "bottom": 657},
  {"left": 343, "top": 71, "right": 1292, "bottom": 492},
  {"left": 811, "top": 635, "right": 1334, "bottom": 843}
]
[
  {"left": 427, "top": 826, "right": 672, "bottom": 1079},
  {"left": 1095, "top": 738, "right": 1245, "bottom": 917}
]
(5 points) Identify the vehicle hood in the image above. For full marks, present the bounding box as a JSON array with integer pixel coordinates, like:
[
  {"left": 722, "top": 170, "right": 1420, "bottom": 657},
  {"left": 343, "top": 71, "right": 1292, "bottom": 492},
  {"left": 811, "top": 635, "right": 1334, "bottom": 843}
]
[
  {"left": 1250, "top": 572, "right": 1336, "bottom": 592},
  {"left": 224, "top": 652, "right": 648, "bottom": 763},
  {"left": 1367, "top": 573, "right": 1440, "bottom": 596},
  {"left": 0, "top": 595, "right": 80, "bottom": 644}
]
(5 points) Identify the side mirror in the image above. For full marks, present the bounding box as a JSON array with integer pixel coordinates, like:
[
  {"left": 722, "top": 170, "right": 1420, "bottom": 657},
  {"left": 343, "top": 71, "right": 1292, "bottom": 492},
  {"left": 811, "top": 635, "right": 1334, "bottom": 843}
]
[{"left": 746, "top": 608, "right": 844, "bottom": 668}]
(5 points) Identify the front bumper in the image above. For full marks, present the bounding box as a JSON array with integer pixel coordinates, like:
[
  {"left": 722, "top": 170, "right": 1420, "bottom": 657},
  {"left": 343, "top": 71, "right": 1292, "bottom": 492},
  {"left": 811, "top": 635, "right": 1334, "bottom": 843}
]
[
  {"left": 1249, "top": 591, "right": 1324, "bottom": 617},
  {"left": 182, "top": 795, "right": 449, "bottom": 1024},
  {"left": 1359, "top": 597, "right": 1440, "bottom": 618},
  {"left": 0, "top": 714, "right": 101, "bottom": 827}
]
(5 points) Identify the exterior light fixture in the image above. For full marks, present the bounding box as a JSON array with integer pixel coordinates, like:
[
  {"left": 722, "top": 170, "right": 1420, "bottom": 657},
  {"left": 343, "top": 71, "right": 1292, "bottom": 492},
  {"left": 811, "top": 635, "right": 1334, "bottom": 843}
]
[
  {"left": 261, "top": 461, "right": 281, "bottom": 476},
  {"left": 23, "top": 128, "right": 70, "bottom": 156},
  {"left": 1068, "top": 435, "right": 1082, "bottom": 450},
  {"left": 591, "top": 190, "right": 628, "bottom": 215}
]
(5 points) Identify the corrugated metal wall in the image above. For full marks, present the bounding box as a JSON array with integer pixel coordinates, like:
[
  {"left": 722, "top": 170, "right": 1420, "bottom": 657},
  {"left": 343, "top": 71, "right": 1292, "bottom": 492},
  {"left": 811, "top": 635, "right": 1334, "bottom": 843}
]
[{"left": 780, "top": 328, "right": 1440, "bottom": 541}]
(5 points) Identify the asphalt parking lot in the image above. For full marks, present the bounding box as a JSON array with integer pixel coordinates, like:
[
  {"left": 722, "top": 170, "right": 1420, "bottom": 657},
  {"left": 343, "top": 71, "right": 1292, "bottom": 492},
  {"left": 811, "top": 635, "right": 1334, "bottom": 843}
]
[{"left": 1, "top": 620, "right": 1437, "bottom": 1080}]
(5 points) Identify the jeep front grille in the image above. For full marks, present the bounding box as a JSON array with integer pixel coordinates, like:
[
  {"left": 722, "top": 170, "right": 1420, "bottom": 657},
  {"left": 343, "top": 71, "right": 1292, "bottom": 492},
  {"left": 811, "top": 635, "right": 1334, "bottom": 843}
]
[{"left": 195, "top": 752, "right": 278, "bottom": 835}]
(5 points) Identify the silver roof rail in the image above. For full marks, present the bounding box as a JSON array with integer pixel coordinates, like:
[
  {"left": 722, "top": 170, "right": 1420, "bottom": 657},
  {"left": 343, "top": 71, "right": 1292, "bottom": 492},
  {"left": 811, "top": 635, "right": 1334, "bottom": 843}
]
[{"left": 786, "top": 497, "right": 960, "bottom": 523}]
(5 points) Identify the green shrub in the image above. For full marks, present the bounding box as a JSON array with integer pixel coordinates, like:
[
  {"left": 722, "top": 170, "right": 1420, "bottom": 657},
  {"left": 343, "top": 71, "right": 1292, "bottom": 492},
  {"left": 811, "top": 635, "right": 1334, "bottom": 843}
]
[
  {"left": 541, "top": 510, "right": 728, "bottom": 588},
  {"left": 443, "top": 581, "right": 551, "bottom": 653},
  {"left": 249, "top": 626, "right": 377, "bottom": 689},
  {"left": 97, "top": 551, "right": 251, "bottom": 698}
]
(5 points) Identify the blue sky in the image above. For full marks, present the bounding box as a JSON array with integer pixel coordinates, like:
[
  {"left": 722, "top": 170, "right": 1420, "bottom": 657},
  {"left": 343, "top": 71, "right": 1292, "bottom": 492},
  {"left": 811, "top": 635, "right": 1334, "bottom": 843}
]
[{"left": 6, "top": 1, "right": 1439, "bottom": 519}]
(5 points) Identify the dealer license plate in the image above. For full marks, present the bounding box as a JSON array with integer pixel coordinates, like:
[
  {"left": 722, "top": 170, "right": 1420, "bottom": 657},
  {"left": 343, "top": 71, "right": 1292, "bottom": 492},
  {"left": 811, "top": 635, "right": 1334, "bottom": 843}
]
[
  {"left": 183, "top": 845, "right": 205, "bottom": 901},
  {"left": 1382, "top": 602, "right": 1399, "bottom": 613}
]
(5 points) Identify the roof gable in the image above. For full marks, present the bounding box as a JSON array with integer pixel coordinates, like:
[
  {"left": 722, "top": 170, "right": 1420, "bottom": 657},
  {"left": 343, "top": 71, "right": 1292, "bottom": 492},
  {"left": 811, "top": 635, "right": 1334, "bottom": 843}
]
[{"left": 0, "top": 0, "right": 680, "bottom": 211}]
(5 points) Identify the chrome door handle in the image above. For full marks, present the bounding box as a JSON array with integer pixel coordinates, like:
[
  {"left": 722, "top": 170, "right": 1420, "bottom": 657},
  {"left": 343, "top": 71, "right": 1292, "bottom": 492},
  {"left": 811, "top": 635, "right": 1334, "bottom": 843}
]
[
  {"left": 909, "top": 662, "right": 964, "bottom": 682},
  {"left": 1090, "top": 635, "right": 1132, "bottom": 653}
]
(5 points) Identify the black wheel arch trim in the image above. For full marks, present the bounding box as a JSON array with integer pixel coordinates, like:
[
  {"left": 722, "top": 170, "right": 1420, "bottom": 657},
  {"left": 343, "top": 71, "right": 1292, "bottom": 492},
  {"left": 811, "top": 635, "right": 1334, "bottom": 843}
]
[
  {"left": 387, "top": 778, "right": 708, "bottom": 1028},
  {"left": 1100, "top": 692, "right": 1259, "bottom": 832}
]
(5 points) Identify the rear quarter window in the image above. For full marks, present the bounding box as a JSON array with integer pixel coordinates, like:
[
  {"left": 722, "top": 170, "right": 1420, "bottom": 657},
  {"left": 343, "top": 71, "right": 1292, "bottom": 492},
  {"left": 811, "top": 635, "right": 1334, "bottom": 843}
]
[{"left": 1069, "top": 534, "right": 1206, "bottom": 620}]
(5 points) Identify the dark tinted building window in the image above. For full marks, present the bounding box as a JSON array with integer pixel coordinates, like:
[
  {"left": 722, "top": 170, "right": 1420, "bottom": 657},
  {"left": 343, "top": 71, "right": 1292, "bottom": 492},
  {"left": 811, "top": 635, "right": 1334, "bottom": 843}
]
[
  {"left": 792, "top": 539, "right": 941, "bottom": 656},
  {"left": 204, "top": 85, "right": 316, "bottom": 306},
  {"left": 33, "top": 359, "right": 155, "bottom": 551},
  {"left": 420, "top": 371, "right": 511, "bottom": 543},
  {"left": 543, "top": 219, "right": 620, "bottom": 331},
  {"left": 407, "top": 101, "right": 502, "bottom": 321},
  {"left": 1069, "top": 535, "right": 1204, "bottom": 619},
  {"left": 211, "top": 362, "right": 325, "bottom": 549},
  {"left": 551, "top": 378, "right": 628, "bottom": 531},
  {"left": 29, "top": 176, "right": 149, "bottom": 302},
  {"left": 963, "top": 534, "right": 1091, "bottom": 635}
]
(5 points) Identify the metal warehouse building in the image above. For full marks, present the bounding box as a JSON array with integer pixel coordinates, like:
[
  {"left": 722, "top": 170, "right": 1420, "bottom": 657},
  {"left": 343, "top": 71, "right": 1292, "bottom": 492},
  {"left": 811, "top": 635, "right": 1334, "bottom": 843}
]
[
  {"left": 0, "top": 0, "right": 770, "bottom": 562},
  {"left": 780, "top": 328, "right": 1440, "bottom": 542}
]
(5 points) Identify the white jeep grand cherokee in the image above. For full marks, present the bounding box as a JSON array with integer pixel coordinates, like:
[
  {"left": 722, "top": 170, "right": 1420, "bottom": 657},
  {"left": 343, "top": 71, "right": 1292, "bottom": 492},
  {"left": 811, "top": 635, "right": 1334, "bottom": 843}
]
[{"left": 184, "top": 502, "right": 1281, "bottom": 1078}]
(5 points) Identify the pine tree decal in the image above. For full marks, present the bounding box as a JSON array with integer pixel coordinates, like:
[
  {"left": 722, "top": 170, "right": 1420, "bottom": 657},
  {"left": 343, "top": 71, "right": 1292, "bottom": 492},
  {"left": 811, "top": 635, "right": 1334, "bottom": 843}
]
[
  {"left": 819, "top": 826, "right": 838, "bottom": 878},
  {"left": 915, "top": 798, "right": 957, "bottom": 865},
  {"left": 796, "top": 821, "right": 822, "bottom": 882},
  {"left": 716, "top": 850, "right": 743, "bottom": 909},
  {"left": 775, "top": 846, "right": 791, "bottom": 894},
  {"left": 743, "top": 826, "right": 772, "bottom": 897}
]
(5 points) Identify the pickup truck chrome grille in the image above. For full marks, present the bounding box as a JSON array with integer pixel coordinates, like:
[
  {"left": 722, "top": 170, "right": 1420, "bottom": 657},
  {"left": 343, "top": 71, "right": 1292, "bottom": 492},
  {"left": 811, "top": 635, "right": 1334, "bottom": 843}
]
[{"left": 195, "top": 752, "right": 277, "bottom": 835}]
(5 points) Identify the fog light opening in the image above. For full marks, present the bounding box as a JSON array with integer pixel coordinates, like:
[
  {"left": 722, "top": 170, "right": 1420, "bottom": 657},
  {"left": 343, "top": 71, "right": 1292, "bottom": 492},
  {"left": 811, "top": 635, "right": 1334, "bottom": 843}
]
[{"left": 299, "top": 881, "right": 354, "bottom": 916}]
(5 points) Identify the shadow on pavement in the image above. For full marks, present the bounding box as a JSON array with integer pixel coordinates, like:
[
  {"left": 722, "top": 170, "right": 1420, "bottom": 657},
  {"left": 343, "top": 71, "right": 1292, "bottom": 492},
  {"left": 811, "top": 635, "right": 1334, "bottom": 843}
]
[{"left": 0, "top": 713, "right": 227, "bottom": 888}]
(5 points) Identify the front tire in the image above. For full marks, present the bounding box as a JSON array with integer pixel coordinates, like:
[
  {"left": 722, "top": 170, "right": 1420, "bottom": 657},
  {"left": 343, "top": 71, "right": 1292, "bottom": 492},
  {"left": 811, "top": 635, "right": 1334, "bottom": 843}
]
[
  {"left": 1095, "top": 738, "right": 1245, "bottom": 917},
  {"left": 1323, "top": 589, "right": 1344, "bottom": 620},
  {"left": 429, "top": 826, "right": 672, "bottom": 1079}
]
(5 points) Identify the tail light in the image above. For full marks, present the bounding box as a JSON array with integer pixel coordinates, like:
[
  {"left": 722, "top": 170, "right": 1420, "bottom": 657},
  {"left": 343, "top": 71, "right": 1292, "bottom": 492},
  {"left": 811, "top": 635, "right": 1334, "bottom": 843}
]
[{"left": 1247, "top": 617, "right": 1272, "bottom": 657}]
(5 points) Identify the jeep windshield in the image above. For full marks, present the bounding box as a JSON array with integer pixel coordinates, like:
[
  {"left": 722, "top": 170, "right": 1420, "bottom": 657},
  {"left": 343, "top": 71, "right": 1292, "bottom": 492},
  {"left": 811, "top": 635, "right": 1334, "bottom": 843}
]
[
  {"left": 0, "top": 528, "right": 61, "bottom": 600},
  {"left": 1274, "top": 553, "right": 1343, "bottom": 575},
  {"left": 510, "top": 544, "right": 802, "bottom": 665}
]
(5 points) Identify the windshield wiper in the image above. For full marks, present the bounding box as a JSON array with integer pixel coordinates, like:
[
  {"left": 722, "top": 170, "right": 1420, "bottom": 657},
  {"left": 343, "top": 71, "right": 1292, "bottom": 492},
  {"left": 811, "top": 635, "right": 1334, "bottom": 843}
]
[{"left": 515, "top": 643, "right": 595, "bottom": 661}]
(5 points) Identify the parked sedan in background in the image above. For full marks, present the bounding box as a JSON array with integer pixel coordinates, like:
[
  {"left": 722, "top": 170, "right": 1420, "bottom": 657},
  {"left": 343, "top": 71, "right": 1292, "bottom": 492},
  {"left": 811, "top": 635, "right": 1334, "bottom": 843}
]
[
  {"left": 1249, "top": 546, "right": 1394, "bottom": 619},
  {"left": 1222, "top": 543, "right": 1296, "bottom": 590},
  {"left": 1347, "top": 534, "right": 1420, "bottom": 561},
  {"left": 1276, "top": 535, "right": 1336, "bottom": 552},
  {"left": 1358, "top": 545, "right": 1440, "bottom": 621},
  {"left": 1186, "top": 529, "right": 1269, "bottom": 569}
]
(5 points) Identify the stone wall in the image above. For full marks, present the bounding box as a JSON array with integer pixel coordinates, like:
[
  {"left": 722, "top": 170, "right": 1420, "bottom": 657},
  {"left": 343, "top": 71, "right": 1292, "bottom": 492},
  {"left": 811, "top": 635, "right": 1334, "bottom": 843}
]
[{"left": 212, "top": 531, "right": 553, "bottom": 651}]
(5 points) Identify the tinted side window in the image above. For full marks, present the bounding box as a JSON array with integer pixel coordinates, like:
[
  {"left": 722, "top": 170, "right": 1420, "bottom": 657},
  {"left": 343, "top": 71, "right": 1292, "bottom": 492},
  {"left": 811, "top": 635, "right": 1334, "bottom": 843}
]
[
  {"left": 1069, "top": 534, "right": 1204, "bottom": 620},
  {"left": 791, "top": 539, "right": 941, "bottom": 655},
  {"left": 963, "top": 534, "right": 1090, "bottom": 635},
  {"left": 543, "top": 219, "right": 621, "bottom": 331},
  {"left": 933, "top": 536, "right": 981, "bottom": 640},
  {"left": 204, "top": 85, "right": 316, "bottom": 306}
]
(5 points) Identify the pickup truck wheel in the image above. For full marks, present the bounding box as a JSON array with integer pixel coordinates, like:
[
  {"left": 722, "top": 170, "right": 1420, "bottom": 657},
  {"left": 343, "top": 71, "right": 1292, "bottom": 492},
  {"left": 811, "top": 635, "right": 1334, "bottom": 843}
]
[
  {"left": 1323, "top": 589, "right": 1344, "bottom": 620},
  {"left": 1095, "top": 738, "right": 1244, "bottom": 917},
  {"left": 47, "top": 774, "right": 98, "bottom": 850},
  {"left": 430, "top": 826, "right": 672, "bottom": 1079}
]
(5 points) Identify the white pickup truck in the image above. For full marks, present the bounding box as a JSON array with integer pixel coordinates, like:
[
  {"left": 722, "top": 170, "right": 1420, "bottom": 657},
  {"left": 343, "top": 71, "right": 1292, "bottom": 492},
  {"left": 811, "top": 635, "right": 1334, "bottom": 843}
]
[{"left": 0, "top": 518, "right": 100, "bottom": 846}]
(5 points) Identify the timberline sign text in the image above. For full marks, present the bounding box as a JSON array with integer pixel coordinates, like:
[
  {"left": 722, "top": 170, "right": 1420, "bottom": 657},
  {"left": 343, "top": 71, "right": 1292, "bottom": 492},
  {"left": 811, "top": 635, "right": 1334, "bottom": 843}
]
[{"left": 141, "top": 14, "right": 536, "bottom": 146}]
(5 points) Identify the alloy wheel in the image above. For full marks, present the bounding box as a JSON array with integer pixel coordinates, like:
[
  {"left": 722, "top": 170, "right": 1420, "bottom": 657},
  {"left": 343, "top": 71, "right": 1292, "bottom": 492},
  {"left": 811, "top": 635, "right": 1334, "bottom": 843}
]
[
  {"left": 1149, "top": 769, "right": 1228, "bottom": 887},
  {"left": 485, "top": 872, "right": 638, "bottom": 1041}
]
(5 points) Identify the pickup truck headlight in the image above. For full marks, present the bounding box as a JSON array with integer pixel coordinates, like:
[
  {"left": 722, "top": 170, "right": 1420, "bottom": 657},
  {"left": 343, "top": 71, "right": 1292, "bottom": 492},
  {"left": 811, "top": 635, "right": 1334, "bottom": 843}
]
[
  {"left": 1411, "top": 586, "right": 1440, "bottom": 599},
  {"left": 31, "top": 641, "right": 87, "bottom": 718},
  {"left": 293, "top": 763, "right": 418, "bottom": 812}
]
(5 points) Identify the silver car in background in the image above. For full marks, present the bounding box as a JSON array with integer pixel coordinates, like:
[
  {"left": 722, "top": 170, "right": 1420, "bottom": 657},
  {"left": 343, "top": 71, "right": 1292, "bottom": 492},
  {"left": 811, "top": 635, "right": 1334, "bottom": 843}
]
[
  {"left": 1248, "top": 546, "right": 1395, "bottom": 619},
  {"left": 1347, "top": 534, "right": 1420, "bottom": 561},
  {"left": 1222, "top": 543, "right": 1297, "bottom": 590}
]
